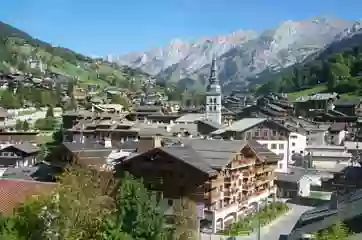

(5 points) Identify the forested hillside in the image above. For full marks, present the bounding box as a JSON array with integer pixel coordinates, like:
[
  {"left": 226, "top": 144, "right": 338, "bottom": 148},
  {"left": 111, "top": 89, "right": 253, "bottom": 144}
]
[
  {"left": 256, "top": 33, "right": 362, "bottom": 96},
  {"left": 0, "top": 21, "right": 149, "bottom": 87}
]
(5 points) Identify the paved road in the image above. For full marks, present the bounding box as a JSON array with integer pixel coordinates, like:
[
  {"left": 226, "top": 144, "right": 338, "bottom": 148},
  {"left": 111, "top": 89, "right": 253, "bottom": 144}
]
[{"left": 201, "top": 203, "right": 313, "bottom": 240}]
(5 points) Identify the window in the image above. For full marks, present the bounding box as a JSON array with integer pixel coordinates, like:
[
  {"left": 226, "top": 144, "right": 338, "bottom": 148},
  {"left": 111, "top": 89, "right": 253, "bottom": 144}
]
[
  {"left": 219, "top": 200, "right": 223, "bottom": 209},
  {"left": 219, "top": 185, "right": 223, "bottom": 192},
  {"left": 272, "top": 130, "right": 277, "bottom": 136},
  {"left": 254, "top": 131, "right": 259, "bottom": 137},
  {"left": 214, "top": 106, "right": 216, "bottom": 111},
  {"left": 279, "top": 163, "right": 283, "bottom": 169},
  {"left": 279, "top": 144, "right": 284, "bottom": 150},
  {"left": 167, "top": 199, "right": 173, "bottom": 206},
  {"left": 292, "top": 142, "right": 296, "bottom": 147},
  {"left": 209, "top": 98, "right": 212, "bottom": 103},
  {"left": 271, "top": 144, "right": 277, "bottom": 149},
  {"left": 209, "top": 106, "right": 212, "bottom": 111},
  {"left": 263, "top": 130, "right": 268, "bottom": 137},
  {"left": 213, "top": 98, "right": 217, "bottom": 104},
  {"left": 262, "top": 144, "right": 268, "bottom": 148}
]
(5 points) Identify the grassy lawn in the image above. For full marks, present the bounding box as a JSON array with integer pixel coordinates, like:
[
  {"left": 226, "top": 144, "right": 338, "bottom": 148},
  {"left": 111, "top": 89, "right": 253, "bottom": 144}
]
[
  {"left": 287, "top": 84, "right": 359, "bottom": 101},
  {"left": 287, "top": 84, "right": 327, "bottom": 101},
  {"left": 17, "top": 110, "right": 37, "bottom": 116},
  {"left": 36, "top": 131, "right": 54, "bottom": 144},
  {"left": 221, "top": 202, "right": 289, "bottom": 236}
]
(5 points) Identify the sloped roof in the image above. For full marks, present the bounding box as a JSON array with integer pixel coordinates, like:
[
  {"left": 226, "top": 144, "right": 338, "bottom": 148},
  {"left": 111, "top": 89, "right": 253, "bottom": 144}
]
[
  {"left": 175, "top": 113, "right": 205, "bottom": 123},
  {"left": 0, "top": 179, "right": 56, "bottom": 214},
  {"left": 1, "top": 142, "right": 40, "bottom": 154},
  {"left": 161, "top": 145, "right": 217, "bottom": 176},
  {"left": 196, "top": 119, "right": 223, "bottom": 130},
  {"left": 124, "top": 138, "right": 280, "bottom": 176},
  {"left": 211, "top": 118, "right": 266, "bottom": 135},
  {"left": 180, "top": 138, "right": 248, "bottom": 169}
]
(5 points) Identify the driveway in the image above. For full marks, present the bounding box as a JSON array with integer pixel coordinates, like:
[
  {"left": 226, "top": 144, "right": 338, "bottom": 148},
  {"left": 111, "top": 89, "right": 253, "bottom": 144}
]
[{"left": 201, "top": 203, "right": 313, "bottom": 240}]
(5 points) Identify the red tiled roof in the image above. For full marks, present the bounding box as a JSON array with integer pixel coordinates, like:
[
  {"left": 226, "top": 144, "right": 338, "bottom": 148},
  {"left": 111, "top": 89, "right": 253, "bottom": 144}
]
[{"left": 0, "top": 179, "right": 56, "bottom": 214}]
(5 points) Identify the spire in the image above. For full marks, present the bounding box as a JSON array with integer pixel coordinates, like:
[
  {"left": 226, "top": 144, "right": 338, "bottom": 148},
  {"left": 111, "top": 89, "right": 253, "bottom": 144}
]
[
  {"left": 206, "top": 55, "right": 220, "bottom": 94},
  {"left": 209, "top": 54, "right": 218, "bottom": 85}
]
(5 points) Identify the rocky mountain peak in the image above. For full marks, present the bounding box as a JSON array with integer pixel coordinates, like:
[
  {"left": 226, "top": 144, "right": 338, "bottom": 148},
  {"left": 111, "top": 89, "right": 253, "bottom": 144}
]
[{"left": 114, "top": 17, "right": 354, "bottom": 92}]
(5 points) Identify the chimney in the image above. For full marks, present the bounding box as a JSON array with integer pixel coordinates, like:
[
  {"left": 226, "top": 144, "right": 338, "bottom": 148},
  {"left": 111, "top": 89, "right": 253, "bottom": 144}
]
[
  {"left": 137, "top": 135, "right": 162, "bottom": 153},
  {"left": 329, "top": 192, "right": 338, "bottom": 210}
]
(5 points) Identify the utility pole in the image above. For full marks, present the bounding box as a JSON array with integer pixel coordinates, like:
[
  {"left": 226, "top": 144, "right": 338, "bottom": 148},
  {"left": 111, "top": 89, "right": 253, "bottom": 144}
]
[{"left": 256, "top": 203, "right": 261, "bottom": 240}]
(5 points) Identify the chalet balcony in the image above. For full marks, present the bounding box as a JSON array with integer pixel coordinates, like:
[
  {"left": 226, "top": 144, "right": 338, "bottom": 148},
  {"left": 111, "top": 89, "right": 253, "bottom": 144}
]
[
  {"left": 228, "top": 158, "right": 256, "bottom": 169},
  {"left": 264, "top": 165, "right": 277, "bottom": 172},
  {"left": 224, "top": 190, "right": 232, "bottom": 198},
  {"left": 242, "top": 170, "right": 255, "bottom": 178},
  {"left": 256, "top": 175, "right": 274, "bottom": 186},
  {"left": 255, "top": 165, "right": 276, "bottom": 175},
  {"left": 242, "top": 182, "right": 254, "bottom": 190},
  {"left": 255, "top": 167, "right": 264, "bottom": 175}
]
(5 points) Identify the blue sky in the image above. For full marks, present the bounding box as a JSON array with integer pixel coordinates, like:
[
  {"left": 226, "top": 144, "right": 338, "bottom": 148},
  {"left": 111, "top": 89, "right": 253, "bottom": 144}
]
[{"left": 1, "top": 0, "right": 361, "bottom": 56}]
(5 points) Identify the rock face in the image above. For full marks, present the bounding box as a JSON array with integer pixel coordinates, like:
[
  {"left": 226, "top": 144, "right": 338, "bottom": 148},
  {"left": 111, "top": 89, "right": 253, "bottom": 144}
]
[{"left": 114, "top": 17, "right": 353, "bottom": 91}]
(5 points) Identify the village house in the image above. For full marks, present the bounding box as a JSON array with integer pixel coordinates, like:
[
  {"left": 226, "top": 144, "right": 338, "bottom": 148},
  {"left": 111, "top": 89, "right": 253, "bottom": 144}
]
[
  {"left": 211, "top": 118, "right": 307, "bottom": 173},
  {"left": 0, "top": 142, "right": 40, "bottom": 168},
  {"left": 116, "top": 137, "right": 279, "bottom": 233}
]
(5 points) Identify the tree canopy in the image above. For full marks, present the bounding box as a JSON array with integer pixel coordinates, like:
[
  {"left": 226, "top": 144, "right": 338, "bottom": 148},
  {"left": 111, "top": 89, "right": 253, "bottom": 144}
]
[
  {"left": 0, "top": 166, "right": 170, "bottom": 240},
  {"left": 256, "top": 43, "right": 362, "bottom": 96}
]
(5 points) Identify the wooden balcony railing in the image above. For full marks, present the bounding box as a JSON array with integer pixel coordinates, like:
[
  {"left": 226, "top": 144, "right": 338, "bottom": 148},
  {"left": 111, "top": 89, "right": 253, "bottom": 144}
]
[
  {"left": 242, "top": 171, "right": 255, "bottom": 178},
  {"left": 224, "top": 190, "right": 232, "bottom": 198},
  {"left": 242, "top": 182, "right": 254, "bottom": 190},
  {"left": 255, "top": 167, "right": 264, "bottom": 174},
  {"left": 229, "top": 158, "right": 256, "bottom": 169},
  {"left": 256, "top": 175, "right": 274, "bottom": 186},
  {"left": 224, "top": 176, "right": 232, "bottom": 183}
]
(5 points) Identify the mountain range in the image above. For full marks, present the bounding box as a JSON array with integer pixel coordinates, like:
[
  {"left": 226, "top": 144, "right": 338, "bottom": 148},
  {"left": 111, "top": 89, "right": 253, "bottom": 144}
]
[{"left": 113, "top": 17, "right": 361, "bottom": 92}]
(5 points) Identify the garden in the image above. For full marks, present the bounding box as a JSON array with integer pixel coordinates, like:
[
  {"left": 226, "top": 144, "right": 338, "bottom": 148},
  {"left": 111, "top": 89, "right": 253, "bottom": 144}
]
[{"left": 222, "top": 202, "right": 290, "bottom": 236}]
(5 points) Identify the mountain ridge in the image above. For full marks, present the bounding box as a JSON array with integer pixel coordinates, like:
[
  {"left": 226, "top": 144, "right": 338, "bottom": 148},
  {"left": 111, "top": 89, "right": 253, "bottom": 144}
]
[
  {"left": 0, "top": 21, "right": 149, "bottom": 87},
  {"left": 113, "top": 17, "right": 354, "bottom": 92}
]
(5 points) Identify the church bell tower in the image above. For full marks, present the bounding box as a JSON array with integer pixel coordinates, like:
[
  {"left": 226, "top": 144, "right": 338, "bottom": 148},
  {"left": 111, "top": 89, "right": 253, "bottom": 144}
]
[{"left": 205, "top": 56, "right": 222, "bottom": 124}]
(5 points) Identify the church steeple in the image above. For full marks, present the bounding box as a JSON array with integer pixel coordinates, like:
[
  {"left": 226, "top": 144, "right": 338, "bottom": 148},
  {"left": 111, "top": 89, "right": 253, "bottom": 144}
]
[
  {"left": 206, "top": 55, "right": 221, "bottom": 94},
  {"left": 205, "top": 56, "right": 222, "bottom": 124},
  {"left": 209, "top": 56, "right": 218, "bottom": 84}
]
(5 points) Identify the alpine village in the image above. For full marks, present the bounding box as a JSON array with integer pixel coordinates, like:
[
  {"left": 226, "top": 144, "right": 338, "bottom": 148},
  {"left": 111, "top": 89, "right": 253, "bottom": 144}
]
[{"left": 3, "top": 17, "right": 362, "bottom": 240}]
